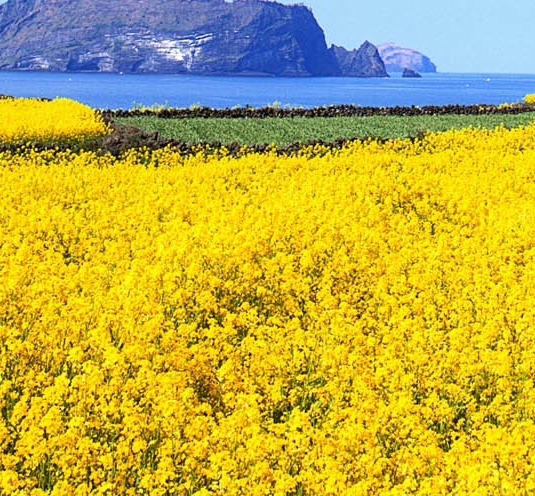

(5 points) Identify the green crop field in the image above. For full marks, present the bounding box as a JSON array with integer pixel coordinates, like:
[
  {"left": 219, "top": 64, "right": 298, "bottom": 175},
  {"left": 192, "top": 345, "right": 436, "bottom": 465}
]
[{"left": 115, "top": 113, "right": 535, "bottom": 146}]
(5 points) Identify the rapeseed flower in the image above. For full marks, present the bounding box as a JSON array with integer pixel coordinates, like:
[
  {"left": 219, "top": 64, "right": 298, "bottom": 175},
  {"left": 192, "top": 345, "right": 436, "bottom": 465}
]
[
  {"left": 1, "top": 116, "right": 535, "bottom": 493},
  {"left": 0, "top": 97, "right": 109, "bottom": 144}
]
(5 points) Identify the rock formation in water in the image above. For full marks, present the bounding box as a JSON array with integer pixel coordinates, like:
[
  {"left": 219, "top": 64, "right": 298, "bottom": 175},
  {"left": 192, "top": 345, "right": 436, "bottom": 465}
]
[
  {"left": 378, "top": 43, "right": 437, "bottom": 73},
  {"left": 329, "top": 41, "right": 388, "bottom": 77},
  {"left": 0, "top": 0, "right": 387, "bottom": 77},
  {"left": 402, "top": 67, "right": 422, "bottom": 78}
]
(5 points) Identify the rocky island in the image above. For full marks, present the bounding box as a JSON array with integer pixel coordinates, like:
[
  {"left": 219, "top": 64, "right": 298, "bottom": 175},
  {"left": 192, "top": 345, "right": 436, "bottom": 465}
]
[
  {"left": 378, "top": 43, "right": 437, "bottom": 73},
  {"left": 0, "top": 0, "right": 389, "bottom": 77},
  {"left": 402, "top": 68, "right": 422, "bottom": 78}
]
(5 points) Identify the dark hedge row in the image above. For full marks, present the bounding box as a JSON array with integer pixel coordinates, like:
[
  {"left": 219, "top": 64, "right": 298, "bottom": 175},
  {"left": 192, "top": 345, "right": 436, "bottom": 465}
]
[
  {"left": 2, "top": 94, "right": 533, "bottom": 117},
  {"left": 104, "top": 103, "right": 535, "bottom": 119}
]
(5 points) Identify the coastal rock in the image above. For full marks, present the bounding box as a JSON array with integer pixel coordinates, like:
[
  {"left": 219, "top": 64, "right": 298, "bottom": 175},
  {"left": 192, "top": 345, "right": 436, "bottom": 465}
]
[
  {"left": 0, "top": 0, "right": 386, "bottom": 77},
  {"left": 329, "top": 41, "right": 388, "bottom": 77},
  {"left": 402, "top": 67, "right": 422, "bottom": 78},
  {"left": 378, "top": 43, "right": 437, "bottom": 73}
]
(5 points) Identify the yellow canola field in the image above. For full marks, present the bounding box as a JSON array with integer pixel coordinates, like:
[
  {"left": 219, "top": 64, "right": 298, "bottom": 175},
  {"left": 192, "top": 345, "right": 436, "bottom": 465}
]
[
  {"left": 0, "top": 97, "right": 109, "bottom": 144},
  {"left": 2, "top": 124, "right": 535, "bottom": 495}
]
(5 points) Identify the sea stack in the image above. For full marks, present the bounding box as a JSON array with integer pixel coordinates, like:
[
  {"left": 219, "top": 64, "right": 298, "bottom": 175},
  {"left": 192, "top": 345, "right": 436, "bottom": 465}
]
[
  {"left": 402, "top": 67, "right": 422, "bottom": 78},
  {"left": 329, "top": 41, "right": 389, "bottom": 78}
]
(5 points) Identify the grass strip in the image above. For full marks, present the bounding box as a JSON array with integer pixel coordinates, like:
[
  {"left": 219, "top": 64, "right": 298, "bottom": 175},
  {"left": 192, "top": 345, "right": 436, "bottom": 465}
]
[{"left": 115, "top": 113, "right": 535, "bottom": 146}]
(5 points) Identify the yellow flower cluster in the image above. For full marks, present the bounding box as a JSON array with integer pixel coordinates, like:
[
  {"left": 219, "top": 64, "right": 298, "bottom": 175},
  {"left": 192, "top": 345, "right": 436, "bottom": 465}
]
[
  {"left": 0, "top": 97, "right": 109, "bottom": 144},
  {"left": 2, "top": 122, "right": 535, "bottom": 494},
  {"left": 523, "top": 94, "right": 535, "bottom": 105}
]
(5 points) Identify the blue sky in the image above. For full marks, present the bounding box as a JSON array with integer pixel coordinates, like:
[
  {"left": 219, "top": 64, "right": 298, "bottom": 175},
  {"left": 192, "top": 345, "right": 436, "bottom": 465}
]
[{"left": 280, "top": 0, "right": 535, "bottom": 74}]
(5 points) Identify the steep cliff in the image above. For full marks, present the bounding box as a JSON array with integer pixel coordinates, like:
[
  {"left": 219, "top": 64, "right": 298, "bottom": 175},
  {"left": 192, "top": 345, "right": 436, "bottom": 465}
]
[
  {"left": 377, "top": 43, "right": 437, "bottom": 73},
  {"left": 330, "top": 41, "right": 388, "bottom": 77},
  {"left": 0, "top": 0, "right": 386, "bottom": 77}
]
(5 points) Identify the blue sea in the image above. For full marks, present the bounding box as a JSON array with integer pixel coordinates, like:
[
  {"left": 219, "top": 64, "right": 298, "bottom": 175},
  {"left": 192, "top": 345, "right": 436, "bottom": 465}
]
[{"left": 2, "top": 71, "right": 535, "bottom": 110}]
